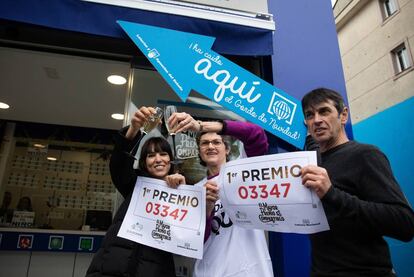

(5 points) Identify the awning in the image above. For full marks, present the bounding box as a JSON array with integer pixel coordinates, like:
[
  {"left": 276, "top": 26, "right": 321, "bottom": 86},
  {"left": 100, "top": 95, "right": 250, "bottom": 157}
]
[{"left": 0, "top": 0, "right": 274, "bottom": 56}]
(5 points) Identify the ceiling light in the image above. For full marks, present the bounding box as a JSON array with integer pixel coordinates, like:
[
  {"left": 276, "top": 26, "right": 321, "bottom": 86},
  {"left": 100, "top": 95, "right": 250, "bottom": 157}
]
[
  {"left": 47, "top": 157, "right": 57, "bottom": 161},
  {"left": 34, "top": 143, "right": 46, "bottom": 148},
  {"left": 0, "top": 102, "right": 10, "bottom": 109},
  {"left": 107, "top": 75, "right": 127, "bottom": 85},
  {"left": 111, "top": 113, "right": 124, "bottom": 120}
]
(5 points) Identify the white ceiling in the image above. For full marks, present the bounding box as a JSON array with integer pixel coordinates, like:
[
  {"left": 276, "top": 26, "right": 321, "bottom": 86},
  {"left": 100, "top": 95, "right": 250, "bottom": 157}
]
[
  {"left": 0, "top": 47, "right": 129, "bottom": 130},
  {"left": 0, "top": 46, "right": 243, "bottom": 132}
]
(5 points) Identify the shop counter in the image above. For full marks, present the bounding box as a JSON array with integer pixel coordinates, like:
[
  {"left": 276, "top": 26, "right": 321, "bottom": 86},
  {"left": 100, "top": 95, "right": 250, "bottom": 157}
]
[
  {"left": 0, "top": 228, "right": 106, "bottom": 277},
  {"left": 0, "top": 227, "right": 105, "bottom": 252}
]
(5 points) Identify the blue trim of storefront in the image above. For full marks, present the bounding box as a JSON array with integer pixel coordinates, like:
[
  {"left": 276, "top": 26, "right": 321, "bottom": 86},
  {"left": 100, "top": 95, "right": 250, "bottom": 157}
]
[
  {"left": 0, "top": 230, "right": 104, "bottom": 253},
  {"left": 0, "top": 0, "right": 273, "bottom": 56}
]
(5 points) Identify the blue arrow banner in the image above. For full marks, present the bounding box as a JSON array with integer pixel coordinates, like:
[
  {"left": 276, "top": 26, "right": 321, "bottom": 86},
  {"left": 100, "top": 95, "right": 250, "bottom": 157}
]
[{"left": 118, "top": 20, "right": 306, "bottom": 149}]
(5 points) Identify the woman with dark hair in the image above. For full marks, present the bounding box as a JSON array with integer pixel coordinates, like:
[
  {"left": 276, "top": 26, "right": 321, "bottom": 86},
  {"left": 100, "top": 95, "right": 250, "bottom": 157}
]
[
  {"left": 16, "top": 196, "right": 33, "bottom": 212},
  {"left": 86, "top": 106, "right": 184, "bottom": 277}
]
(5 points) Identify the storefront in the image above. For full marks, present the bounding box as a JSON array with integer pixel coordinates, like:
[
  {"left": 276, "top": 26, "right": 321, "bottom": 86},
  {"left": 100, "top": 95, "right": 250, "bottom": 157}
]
[{"left": 0, "top": 1, "right": 346, "bottom": 276}]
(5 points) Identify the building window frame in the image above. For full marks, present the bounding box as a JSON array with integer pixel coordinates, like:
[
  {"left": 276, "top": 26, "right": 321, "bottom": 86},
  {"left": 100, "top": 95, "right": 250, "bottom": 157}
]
[
  {"left": 380, "top": 0, "right": 399, "bottom": 21},
  {"left": 391, "top": 39, "right": 414, "bottom": 79}
]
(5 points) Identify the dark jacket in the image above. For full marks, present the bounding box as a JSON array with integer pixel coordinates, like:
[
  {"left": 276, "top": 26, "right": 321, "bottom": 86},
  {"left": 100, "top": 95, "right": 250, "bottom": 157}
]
[
  {"left": 307, "top": 140, "right": 414, "bottom": 277},
  {"left": 86, "top": 129, "right": 176, "bottom": 277}
]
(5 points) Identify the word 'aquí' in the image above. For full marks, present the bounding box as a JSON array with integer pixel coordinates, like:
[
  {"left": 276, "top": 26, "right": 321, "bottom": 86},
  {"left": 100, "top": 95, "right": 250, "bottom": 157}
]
[{"left": 194, "top": 58, "right": 262, "bottom": 104}]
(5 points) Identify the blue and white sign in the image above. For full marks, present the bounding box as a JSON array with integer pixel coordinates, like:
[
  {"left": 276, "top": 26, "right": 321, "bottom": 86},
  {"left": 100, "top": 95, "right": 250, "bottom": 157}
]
[{"left": 118, "top": 20, "right": 306, "bottom": 148}]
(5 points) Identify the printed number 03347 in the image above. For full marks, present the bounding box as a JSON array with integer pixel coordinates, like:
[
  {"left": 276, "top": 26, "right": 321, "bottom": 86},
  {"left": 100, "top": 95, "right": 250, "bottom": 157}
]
[
  {"left": 238, "top": 183, "right": 291, "bottom": 199},
  {"left": 145, "top": 202, "right": 188, "bottom": 221}
]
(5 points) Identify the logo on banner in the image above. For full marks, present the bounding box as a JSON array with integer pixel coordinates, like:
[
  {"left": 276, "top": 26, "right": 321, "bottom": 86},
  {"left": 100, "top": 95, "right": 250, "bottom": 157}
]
[
  {"left": 148, "top": 49, "right": 160, "bottom": 59},
  {"left": 131, "top": 222, "right": 143, "bottom": 231},
  {"left": 267, "top": 92, "right": 297, "bottom": 125},
  {"left": 17, "top": 234, "right": 33, "bottom": 249},
  {"left": 234, "top": 210, "right": 252, "bottom": 224},
  {"left": 235, "top": 211, "right": 247, "bottom": 220},
  {"left": 294, "top": 218, "right": 322, "bottom": 227},
  {"left": 48, "top": 235, "right": 64, "bottom": 250},
  {"left": 258, "top": 203, "right": 285, "bottom": 223},
  {"left": 177, "top": 241, "right": 197, "bottom": 252},
  {"left": 78, "top": 237, "right": 94, "bottom": 251},
  {"left": 151, "top": 220, "right": 171, "bottom": 241}
]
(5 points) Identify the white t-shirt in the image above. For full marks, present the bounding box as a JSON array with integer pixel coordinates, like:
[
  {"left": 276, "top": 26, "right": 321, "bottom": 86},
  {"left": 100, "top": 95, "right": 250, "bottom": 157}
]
[{"left": 193, "top": 175, "right": 274, "bottom": 277}]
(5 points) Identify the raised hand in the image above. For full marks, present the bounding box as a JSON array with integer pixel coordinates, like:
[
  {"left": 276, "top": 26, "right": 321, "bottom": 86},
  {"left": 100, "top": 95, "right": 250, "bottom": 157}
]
[
  {"left": 125, "top": 106, "right": 156, "bottom": 140},
  {"left": 168, "top": 112, "right": 201, "bottom": 134},
  {"left": 165, "top": 173, "right": 186, "bottom": 189},
  {"left": 205, "top": 181, "right": 219, "bottom": 216}
]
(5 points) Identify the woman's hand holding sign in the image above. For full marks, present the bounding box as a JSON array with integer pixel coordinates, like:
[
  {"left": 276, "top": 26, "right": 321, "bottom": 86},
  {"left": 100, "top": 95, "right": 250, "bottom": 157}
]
[
  {"left": 165, "top": 173, "right": 186, "bottom": 189},
  {"left": 205, "top": 181, "right": 219, "bottom": 216}
]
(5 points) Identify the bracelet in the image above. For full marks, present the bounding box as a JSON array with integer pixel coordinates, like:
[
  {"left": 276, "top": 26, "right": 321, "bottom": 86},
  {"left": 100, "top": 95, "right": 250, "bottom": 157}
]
[{"left": 197, "top": 120, "right": 203, "bottom": 132}]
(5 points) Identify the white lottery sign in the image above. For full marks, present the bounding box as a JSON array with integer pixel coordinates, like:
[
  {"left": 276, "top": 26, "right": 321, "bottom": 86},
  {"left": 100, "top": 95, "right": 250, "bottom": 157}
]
[
  {"left": 218, "top": 151, "right": 329, "bottom": 234},
  {"left": 118, "top": 176, "right": 206, "bottom": 259}
]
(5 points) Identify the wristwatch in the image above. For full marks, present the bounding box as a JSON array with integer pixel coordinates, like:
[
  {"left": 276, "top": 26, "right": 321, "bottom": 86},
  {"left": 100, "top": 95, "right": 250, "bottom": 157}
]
[{"left": 197, "top": 120, "right": 203, "bottom": 132}]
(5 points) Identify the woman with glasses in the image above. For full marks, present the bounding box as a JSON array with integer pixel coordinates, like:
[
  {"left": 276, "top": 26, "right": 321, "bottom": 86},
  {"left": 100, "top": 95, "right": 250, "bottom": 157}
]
[
  {"left": 168, "top": 113, "right": 274, "bottom": 277},
  {"left": 86, "top": 106, "right": 184, "bottom": 277}
]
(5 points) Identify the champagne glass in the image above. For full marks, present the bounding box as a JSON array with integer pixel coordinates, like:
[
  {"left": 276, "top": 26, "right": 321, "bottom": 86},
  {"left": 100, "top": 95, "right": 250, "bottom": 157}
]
[
  {"left": 126, "top": 107, "right": 163, "bottom": 159},
  {"left": 164, "top": 105, "right": 181, "bottom": 166},
  {"left": 142, "top": 107, "right": 163, "bottom": 134}
]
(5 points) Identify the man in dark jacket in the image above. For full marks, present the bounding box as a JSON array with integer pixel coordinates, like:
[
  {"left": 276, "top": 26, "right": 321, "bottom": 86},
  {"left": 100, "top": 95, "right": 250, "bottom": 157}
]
[{"left": 300, "top": 88, "right": 414, "bottom": 277}]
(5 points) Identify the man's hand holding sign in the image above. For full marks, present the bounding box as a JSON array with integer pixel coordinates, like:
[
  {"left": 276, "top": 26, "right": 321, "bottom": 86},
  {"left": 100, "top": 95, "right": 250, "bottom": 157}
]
[
  {"left": 301, "top": 165, "right": 332, "bottom": 199},
  {"left": 118, "top": 177, "right": 206, "bottom": 259},
  {"left": 219, "top": 151, "right": 329, "bottom": 233}
]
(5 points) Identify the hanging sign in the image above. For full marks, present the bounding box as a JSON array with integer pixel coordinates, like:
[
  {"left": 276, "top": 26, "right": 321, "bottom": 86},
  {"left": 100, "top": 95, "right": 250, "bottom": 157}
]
[
  {"left": 118, "top": 177, "right": 206, "bottom": 259},
  {"left": 175, "top": 131, "right": 199, "bottom": 159},
  {"left": 117, "top": 20, "right": 307, "bottom": 149},
  {"left": 218, "top": 151, "right": 329, "bottom": 233}
]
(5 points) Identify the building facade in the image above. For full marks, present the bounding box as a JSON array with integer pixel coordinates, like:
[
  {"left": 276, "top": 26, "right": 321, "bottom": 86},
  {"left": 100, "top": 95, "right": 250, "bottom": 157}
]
[
  {"left": 335, "top": 0, "right": 414, "bottom": 123},
  {"left": 334, "top": 0, "right": 414, "bottom": 276}
]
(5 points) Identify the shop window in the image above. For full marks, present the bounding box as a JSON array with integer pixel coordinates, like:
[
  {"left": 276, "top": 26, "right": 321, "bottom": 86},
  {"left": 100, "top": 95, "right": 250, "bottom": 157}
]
[
  {"left": 391, "top": 42, "right": 413, "bottom": 75},
  {"left": 380, "top": 0, "right": 399, "bottom": 19},
  {"left": 0, "top": 122, "right": 117, "bottom": 230}
]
